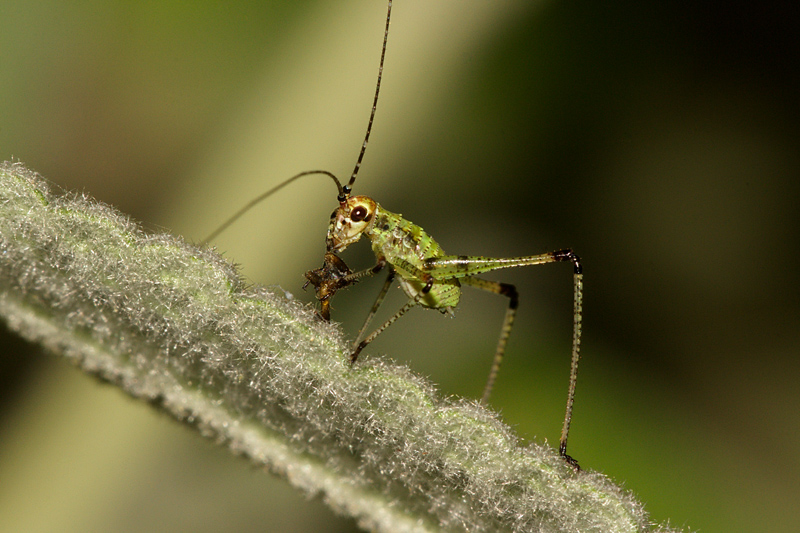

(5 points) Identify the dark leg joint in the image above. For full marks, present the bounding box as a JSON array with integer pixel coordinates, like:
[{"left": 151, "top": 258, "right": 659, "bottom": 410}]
[
  {"left": 371, "top": 259, "right": 387, "bottom": 275},
  {"left": 422, "top": 275, "right": 434, "bottom": 294},
  {"left": 559, "top": 442, "right": 580, "bottom": 471},
  {"left": 551, "top": 248, "right": 582, "bottom": 275},
  {"left": 498, "top": 282, "right": 519, "bottom": 309}
]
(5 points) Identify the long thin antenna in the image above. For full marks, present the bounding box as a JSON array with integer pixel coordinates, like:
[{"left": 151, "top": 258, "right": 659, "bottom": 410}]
[
  {"left": 201, "top": 170, "right": 343, "bottom": 244},
  {"left": 202, "top": 0, "right": 393, "bottom": 245},
  {"left": 344, "top": 0, "right": 392, "bottom": 195}
]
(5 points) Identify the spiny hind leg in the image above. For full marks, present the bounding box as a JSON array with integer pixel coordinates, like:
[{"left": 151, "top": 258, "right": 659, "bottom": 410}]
[
  {"left": 422, "top": 249, "right": 581, "bottom": 279},
  {"left": 449, "top": 252, "right": 584, "bottom": 467},
  {"left": 460, "top": 276, "right": 518, "bottom": 404},
  {"left": 560, "top": 269, "right": 583, "bottom": 469}
]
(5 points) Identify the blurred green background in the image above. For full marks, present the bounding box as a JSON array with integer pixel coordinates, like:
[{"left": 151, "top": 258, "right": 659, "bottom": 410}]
[{"left": 1, "top": 0, "right": 798, "bottom": 531}]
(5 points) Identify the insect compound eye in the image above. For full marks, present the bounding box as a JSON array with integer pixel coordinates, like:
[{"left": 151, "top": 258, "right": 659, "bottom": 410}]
[{"left": 350, "top": 205, "right": 369, "bottom": 222}]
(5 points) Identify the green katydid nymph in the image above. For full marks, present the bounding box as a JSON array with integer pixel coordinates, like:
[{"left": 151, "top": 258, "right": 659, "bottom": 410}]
[{"left": 204, "top": 0, "right": 584, "bottom": 468}]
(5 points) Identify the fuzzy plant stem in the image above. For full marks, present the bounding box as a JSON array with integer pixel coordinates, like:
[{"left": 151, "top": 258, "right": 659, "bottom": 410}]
[{"left": 0, "top": 162, "right": 681, "bottom": 533}]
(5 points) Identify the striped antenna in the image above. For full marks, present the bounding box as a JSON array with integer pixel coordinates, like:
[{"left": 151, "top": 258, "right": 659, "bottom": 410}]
[
  {"left": 201, "top": 170, "right": 344, "bottom": 244},
  {"left": 343, "top": 0, "right": 392, "bottom": 197},
  {"left": 202, "top": 0, "right": 393, "bottom": 243}
]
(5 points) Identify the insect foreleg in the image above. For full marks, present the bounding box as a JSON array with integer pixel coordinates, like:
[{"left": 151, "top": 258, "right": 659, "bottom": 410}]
[
  {"left": 339, "top": 259, "right": 388, "bottom": 286},
  {"left": 459, "top": 277, "right": 519, "bottom": 404}
]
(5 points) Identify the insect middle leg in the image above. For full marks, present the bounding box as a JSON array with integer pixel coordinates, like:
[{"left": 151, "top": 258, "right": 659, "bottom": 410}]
[
  {"left": 459, "top": 276, "right": 518, "bottom": 404},
  {"left": 349, "top": 274, "right": 434, "bottom": 365},
  {"left": 353, "top": 268, "right": 396, "bottom": 348}
]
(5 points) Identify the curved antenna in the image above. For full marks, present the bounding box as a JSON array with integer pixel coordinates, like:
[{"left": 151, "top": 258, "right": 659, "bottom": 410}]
[
  {"left": 201, "top": 170, "right": 344, "bottom": 244},
  {"left": 344, "top": 0, "right": 392, "bottom": 196},
  {"left": 203, "top": 0, "right": 393, "bottom": 245}
]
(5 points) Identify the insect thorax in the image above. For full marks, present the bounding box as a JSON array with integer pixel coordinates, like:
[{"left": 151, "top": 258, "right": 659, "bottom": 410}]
[{"left": 368, "top": 205, "right": 461, "bottom": 310}]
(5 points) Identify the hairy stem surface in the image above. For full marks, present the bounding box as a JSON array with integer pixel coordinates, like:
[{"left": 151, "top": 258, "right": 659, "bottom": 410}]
[{"left": 0, "top": 162, "right": 682, "bottom": 533}]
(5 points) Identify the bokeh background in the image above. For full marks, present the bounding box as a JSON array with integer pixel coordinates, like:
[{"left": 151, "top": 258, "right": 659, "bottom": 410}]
[{"left": 1, "top": 1, "right": 798, "bottom": 531}]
